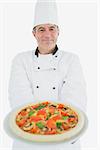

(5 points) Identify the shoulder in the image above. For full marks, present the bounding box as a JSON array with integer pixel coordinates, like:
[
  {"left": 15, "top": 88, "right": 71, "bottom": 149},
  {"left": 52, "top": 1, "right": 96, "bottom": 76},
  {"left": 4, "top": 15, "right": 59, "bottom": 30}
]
[
  {"left": 13, "top": 50, "right": 33, "bottom": 60},
  {"left": 59, "top": 50, "right": 80, "bottom": 63},
  {"left": 61, "top": 50, "right": 79, "bottom": 58},
  {"left": 12, "top": 50, "right": 34, "bottom": 64}
]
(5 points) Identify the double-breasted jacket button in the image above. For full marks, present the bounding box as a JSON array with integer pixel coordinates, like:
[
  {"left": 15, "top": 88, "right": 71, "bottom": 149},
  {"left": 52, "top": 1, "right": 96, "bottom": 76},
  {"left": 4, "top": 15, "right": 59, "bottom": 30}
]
[
  {"left": 52, "top": 87, "right": 56, "bottom": 90},
  {"left": 36, "top": 85, "right": 39, "bottom": 88},
  {"left": 37, "top": 67, "right": 40, "bottom": 69},
  {"left": 63, "top": 81, "right": 66, "bottom": 84},
  {"left": 53, "top": 68, "right": 56, "bottom": 70},
  {"left": 55, "top": 55, "right": 58, "bottom": 58}
]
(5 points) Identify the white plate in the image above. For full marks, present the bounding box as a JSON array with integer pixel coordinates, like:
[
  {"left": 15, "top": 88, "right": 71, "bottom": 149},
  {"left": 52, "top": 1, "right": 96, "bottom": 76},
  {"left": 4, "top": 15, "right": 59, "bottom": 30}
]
[{"left": 3, "top": 102, "right": 88, "bottom": 144}]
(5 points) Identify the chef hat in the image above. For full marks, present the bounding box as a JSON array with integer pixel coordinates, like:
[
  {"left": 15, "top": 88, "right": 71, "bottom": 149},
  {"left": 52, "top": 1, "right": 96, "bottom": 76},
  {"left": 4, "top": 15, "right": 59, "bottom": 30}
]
[{"left": 33, "top": 0, "right": 58, "bottom": 27}]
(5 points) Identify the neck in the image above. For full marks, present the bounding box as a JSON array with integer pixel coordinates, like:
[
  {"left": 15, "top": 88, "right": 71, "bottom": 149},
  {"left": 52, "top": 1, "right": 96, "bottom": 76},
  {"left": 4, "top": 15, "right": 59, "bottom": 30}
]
[{"left": 38, "top": 46, "right": 56, "bottom": 55}]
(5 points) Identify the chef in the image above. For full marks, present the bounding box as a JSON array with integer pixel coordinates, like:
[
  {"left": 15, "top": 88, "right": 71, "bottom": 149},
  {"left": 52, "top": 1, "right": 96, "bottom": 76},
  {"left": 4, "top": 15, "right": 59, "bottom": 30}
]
[{"left": 8, "top": 0, "right": 87, "bottom": 149}]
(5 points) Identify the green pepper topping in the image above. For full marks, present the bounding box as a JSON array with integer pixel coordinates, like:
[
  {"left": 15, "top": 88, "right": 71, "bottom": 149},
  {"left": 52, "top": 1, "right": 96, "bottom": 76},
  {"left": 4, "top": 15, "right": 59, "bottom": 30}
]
[
  {"left": 28, "top": 111, "right": 35, "bottom": 116},
  {"left": 54, "top": 111, "right": 59, "bottom": 115},
  {"left": 56, "top": 122, "right": 62, "bottom": 128},
  {"left": 36, "top": 122, "right": 45, "bottom": 129},
  {"left": 35, "top": 104, "right": 46, "bottom": 110},
  {"left": 62, "top": 116, "right": 69, "bottom": 120},
  {"left": 45, "top": 112, "right": 51, "bottom": 120}
]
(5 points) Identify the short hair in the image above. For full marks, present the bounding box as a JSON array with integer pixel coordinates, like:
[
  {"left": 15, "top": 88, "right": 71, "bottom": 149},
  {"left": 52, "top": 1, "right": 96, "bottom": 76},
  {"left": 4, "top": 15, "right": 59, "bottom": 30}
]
[
  {"left": 32, "top": 26, "right": 36, "bottom": 32},
  {"left": 32, "top": 25, "right": 59, "bottom": 32}
]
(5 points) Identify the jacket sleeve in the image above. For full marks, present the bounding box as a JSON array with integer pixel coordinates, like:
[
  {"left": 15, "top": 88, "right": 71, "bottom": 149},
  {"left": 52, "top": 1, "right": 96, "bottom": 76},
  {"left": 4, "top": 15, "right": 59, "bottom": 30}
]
[
  {"left": 60, "top": 55, "right": 87, "bottom": 112},
  {"left": 8, "top": 54, "right": 34, "bottom": 109}
]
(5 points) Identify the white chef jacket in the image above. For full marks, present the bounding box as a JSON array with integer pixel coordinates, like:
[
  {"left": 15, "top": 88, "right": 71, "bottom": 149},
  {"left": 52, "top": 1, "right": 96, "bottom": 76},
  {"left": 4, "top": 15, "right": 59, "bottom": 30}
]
[{"left": 8, "top": 49, "right": 87, "bottom": 150}]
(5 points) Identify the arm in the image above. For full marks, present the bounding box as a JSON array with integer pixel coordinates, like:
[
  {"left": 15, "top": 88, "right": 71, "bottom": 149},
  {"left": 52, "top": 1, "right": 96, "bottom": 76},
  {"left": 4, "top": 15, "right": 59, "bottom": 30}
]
[
  {"left": 8, "top": 54, "right": 34, "bottom": 109},
  {"left": 60, "top": 55, "right": 87, "bottom": 112}
]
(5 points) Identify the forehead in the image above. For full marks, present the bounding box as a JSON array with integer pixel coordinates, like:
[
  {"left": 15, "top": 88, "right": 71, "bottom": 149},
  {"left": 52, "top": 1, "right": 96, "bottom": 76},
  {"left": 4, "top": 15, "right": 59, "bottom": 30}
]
[{"left": 35, "top": 24, "right": 57, "bottom": 29}]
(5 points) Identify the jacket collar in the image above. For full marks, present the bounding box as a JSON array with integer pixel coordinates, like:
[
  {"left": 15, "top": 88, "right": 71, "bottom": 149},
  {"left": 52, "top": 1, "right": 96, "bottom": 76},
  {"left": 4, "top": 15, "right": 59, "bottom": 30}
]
[{"left": 35, "top": 45, "right": 58, "bottom": 57}]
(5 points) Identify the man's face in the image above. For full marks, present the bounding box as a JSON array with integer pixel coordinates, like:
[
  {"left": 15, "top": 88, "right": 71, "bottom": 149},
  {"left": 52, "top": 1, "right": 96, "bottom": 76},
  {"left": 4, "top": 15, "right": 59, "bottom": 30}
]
[{"left": 32, "top": 24, "right": 59, "bottom": 54}]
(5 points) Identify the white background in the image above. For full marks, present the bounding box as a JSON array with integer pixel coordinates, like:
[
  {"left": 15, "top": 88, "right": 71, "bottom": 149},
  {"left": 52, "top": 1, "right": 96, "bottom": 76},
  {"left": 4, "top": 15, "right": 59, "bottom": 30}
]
[{"left": 0, "top": 0, "right": 99, "bottom": 150}]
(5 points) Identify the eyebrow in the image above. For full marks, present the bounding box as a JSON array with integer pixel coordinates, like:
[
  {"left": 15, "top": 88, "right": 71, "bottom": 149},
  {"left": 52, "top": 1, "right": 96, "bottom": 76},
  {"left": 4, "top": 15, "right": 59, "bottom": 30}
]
[
  {"left": 49, "top": 26, "right": 56, "bottom": 28},
  {"left": 37, "top": 27, "right": 45, "bottom": 30},
  {"left": 37, "top": 25, "right": 57, "bottom": 30}
]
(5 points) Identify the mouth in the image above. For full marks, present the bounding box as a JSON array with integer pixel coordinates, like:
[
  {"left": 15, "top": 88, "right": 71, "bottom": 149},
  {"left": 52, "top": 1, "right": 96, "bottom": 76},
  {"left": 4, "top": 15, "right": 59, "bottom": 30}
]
[{"left": 42, "top": 40, "right": 53, "bottom": 43}]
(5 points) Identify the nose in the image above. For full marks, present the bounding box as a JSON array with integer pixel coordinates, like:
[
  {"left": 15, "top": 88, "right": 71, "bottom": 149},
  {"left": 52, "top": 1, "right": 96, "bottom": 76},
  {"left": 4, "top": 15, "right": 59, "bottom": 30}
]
[{"left": 43, "top": 30, "right": 51, "bottom": 38}]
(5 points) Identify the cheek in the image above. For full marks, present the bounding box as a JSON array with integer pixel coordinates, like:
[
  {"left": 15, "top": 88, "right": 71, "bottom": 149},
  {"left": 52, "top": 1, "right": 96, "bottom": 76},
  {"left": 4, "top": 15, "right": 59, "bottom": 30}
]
[
  {"left": 54, "top": 34, "right": 58, "bottom": 40},
  {"left": 35, "top": 35, "right": 41, "bottom": 42}
]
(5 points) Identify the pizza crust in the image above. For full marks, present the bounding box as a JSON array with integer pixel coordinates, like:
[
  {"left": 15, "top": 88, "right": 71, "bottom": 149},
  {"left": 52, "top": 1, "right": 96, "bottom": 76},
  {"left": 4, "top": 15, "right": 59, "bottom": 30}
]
[{"left": 9, "top": 101, "right": 87, "bottom": 142}]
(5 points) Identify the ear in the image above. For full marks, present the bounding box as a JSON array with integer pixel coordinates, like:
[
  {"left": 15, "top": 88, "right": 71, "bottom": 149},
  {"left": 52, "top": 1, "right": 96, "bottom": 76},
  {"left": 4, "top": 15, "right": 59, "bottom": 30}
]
[
  {"left": 57, "top": 28, "right": 60, "bottom": 36},
  {"left": 32, "top": 31, "right": 36, "bottom": 37},
  {"left": 57, "top": 31, "right": 59, "bottom": 36}
]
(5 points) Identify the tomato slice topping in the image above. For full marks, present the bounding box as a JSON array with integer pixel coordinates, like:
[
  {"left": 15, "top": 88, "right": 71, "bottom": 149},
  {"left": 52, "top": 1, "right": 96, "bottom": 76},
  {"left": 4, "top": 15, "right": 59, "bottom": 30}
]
[
  {"left": 62, "top": 122, "right": 70, "bottom": 130},
  {"left": 68, "top": 117, "right": 75, "bottom": 122},
  {"left": 16, "top": 119, "right": 26, "bottom": 127},
  {"left": 30, "top": 116, "right": 42, "bottom": 122},
  {"left": 61, "top": 111, "right": 69, "bottom": 116},
  {"left": 20, "top": 111, "right": 28, "bottom": 116},
  {"left": 48, "top": 107, "right": 55, "bottom": 115},
  {"left": 45, "top": 129, "right": 57, "bottom": 135},
  {"left": 37, "top": 109, "right": 46, "bottom": 115},
  {"left": 51, "top": 115, "right": 62, "bottom": 121},
  {"left": 31, "top": 104, "right": 39, "bottom": 109},
  {"left": 29, "top": 126, "right": 39, "bottom": 133},
  {"left": 46, "top": 119, "right": 56, "bottom": 129},
  {"left": 41, "top": 101, "right": 50, "bottom": 105},
  {"left": 57, "top": 104, "right": 64, "bottom": 109}
]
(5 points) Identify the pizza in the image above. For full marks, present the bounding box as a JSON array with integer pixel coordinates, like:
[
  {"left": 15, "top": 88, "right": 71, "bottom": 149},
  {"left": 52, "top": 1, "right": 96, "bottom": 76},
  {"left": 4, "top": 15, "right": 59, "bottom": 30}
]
[{"left": 9, "top": 101, "right": 86, "bottom": 142}]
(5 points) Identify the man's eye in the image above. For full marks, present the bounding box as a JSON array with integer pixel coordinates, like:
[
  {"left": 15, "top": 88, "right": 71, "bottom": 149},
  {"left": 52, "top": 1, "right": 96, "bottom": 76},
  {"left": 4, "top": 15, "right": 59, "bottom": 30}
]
[
  {"left": 50, "top": 28, "right": 54, "bottom": 31},
  {"left": 39, "top": 29, "right": 44, "bottom": 32}
]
